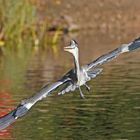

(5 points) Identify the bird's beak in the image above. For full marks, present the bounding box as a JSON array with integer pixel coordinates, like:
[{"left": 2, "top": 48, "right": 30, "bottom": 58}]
[{"left": 64, "top": 46, "right": 73, "bottom": 52}]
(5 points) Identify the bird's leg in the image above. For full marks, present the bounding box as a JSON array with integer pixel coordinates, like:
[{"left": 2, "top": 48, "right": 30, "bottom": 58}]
[
  {"left": 78, "top": 86, "right": 85, "bottom": 99},
  {"left": 84, "top": 83, "right": 90, "bottom": 92}
]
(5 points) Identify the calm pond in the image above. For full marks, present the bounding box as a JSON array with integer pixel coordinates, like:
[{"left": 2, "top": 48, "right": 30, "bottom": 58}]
[{"left": 0, "top": 29, "right": 140, "bottom": 140}]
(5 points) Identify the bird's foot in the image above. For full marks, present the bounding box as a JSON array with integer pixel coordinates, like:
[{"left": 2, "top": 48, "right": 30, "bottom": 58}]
[
  {"left": 78, "top": 87, "right": 85, "bottom": 99},
  {"left": 84, "top": 83, "right": 90, "bottom": 92}
]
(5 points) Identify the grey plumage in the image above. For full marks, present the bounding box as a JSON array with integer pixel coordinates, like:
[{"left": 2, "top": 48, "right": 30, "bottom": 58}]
[
  {"left": 0, "top": 110, "right": 16, "bottom": 130},
  {"left": 86, "top": 37, "right": 140, "bottom": 70},
  {"left": 58, "top": 37, "right": 140, "bottom": 97},
  {"left": 0, "top": 37, "right": 140, "bottom": 130}
]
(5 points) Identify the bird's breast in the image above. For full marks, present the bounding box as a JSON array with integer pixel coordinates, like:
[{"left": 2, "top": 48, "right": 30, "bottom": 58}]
[{"left": 77, "top": 68, "right": 88, "bottom": 86}]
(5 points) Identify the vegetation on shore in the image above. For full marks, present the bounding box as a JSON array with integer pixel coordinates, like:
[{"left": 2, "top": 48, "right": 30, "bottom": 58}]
[{"left": 0, "top": 0, "right": 60, "bottom": 55}]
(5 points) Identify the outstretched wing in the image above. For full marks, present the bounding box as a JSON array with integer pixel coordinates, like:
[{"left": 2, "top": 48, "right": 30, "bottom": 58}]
[
  {"left": 86, "top": 37, "right": 140, "bottom": 71},
  {"left": 21, "top": 76, "right": 71, "bottom": 109},
  {"left": 0, "top": 76, "right": 71, "bottom": 130},
  {"left": 0, "top": 110, "right": 16, "bottom": 130}
]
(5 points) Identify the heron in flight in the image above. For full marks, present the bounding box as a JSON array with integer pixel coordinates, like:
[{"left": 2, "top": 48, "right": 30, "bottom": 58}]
[
  {"left": 58, "top": 38, "right": 140, "bottom": 98},
  {"left": 0, "top": 37, "right": 140, "bottom": 130}
]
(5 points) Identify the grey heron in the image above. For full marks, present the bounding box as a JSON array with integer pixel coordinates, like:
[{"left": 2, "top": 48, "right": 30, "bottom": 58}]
[
  {"left": 58, "top": 38, "right": 140, "bottom": 98},
  {"left": 0, "top": 37, "right": 140, "bottom": 130}
]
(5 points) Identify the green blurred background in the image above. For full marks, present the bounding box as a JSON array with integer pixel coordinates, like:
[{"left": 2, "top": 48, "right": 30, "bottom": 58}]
[{"left": 0, "top": 0, "right": 140, "bottom": 140}]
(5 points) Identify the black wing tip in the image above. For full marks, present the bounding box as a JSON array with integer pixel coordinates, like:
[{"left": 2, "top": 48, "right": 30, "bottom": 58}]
[
  {"left": 13, "top": 104, "right": 29, "bottom": 119},
  {"left": 134, "top": 36, "right": 140, "bottom": 42},
  {"left": 0, "top": 110, "right": 16, "bottom": 130},
  {"left": 127, "top": 36, "right": 140, "bottom": 51},
  {"left": 0, "top": 103, "right": 29, "bottom": 130}
]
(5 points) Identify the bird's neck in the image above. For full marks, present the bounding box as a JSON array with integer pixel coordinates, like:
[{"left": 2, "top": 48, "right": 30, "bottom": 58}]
[{"left": 73, "top": 52, "right": 80, "bottom": 82}]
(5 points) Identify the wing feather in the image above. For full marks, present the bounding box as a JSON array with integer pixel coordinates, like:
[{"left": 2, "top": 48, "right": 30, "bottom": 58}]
[
  {"left": 0, "top": 76, "right": 70, "bottom": 130},
  {"left": 86, "top": 37, "right": 140, "bottom": 70}
]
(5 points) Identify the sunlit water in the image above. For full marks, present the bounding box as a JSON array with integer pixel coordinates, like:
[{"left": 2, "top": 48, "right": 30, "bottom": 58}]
[{"left": 0, "top": 30, "right": 140, "bottom": 140}]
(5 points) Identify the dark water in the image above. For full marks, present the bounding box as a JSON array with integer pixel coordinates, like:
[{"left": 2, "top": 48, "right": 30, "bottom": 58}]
[{"left": 0, "top": 30, "right": 140, "bottom": 140}]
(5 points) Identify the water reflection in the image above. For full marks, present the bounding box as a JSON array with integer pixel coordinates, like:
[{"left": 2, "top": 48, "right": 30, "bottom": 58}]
[
  {"left": 0, "top": 80, "right": 13, "bottom": 140},
  {"left": 0, "top": 30, "right": 140, "bottom": 140}
]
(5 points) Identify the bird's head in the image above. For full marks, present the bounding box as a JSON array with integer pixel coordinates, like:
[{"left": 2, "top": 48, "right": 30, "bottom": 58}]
[{"left": 64, "top": 40, "right": 78, "bottom": 56}]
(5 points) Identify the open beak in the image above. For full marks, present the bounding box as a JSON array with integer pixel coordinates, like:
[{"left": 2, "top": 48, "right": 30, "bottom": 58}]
[{"left": 64, "top": 46, "right": 73, "bottom": 52}]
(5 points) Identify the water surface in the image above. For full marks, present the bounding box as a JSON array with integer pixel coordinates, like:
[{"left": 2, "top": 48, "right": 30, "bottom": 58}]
[{"left": 0, "top": 29, "right": 140, "bottom": 140}]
